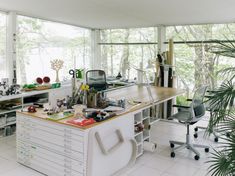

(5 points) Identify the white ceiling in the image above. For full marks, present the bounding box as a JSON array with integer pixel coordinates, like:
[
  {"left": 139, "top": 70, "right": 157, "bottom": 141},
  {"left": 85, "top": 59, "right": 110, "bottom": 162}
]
[{"left": 0, "top": 0, "right": 235, "bottom": 29}]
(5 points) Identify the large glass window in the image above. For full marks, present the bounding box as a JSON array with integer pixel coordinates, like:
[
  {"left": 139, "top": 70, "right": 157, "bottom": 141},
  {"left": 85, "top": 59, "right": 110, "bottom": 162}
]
[
  {"left": 166, "top": 24, "right": 235, "bottom": 93},
  {"left": 0, "top": 13, "right": 7, "bottom": 81},
  {"left": 100, "top": 28, "right": 158, "bottom": 80},
  {"left": 17, "top": 16, "right": 91, "bottom": 84}
]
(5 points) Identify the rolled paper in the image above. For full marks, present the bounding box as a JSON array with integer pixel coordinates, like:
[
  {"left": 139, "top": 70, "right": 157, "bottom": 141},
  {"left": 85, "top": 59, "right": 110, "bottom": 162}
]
[
  {"left": 168, "top": 38, "right": 174, "bottom": 66},
  {"left": 143, "top": 141, "right": 157, "bottom": 152}
]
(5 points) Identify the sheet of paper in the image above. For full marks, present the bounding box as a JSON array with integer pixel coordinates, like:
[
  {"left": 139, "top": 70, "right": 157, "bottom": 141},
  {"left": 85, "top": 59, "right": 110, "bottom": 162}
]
[{"left": 103, "top": 106, "right": 124, "bottom": 112}]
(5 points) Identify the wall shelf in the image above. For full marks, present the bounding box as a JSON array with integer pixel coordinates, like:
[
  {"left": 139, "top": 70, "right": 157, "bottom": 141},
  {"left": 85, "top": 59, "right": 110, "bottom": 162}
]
[
  {"left": 134, "top": 131, "right": 143, "bottom": 137},
  {"left": 0, "top": 86, "right": 71, "bottom": 137}
]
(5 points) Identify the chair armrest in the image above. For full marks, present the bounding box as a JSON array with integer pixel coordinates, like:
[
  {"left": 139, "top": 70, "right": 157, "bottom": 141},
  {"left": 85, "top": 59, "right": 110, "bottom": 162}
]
[{"left": 172, "top": 105, "right": 190, "bottom": 109}]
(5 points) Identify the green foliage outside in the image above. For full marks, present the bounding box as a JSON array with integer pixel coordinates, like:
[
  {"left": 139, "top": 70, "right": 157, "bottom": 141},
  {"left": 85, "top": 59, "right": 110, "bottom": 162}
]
[
  {"left": 100, "top": 24, "right": 235, "bottom": 98},
  {"left": 16, "top": 15, "right": 91, "bottom": 84},
  {"left": 176, "top": 95, "right": 188, "bottom": 105}
]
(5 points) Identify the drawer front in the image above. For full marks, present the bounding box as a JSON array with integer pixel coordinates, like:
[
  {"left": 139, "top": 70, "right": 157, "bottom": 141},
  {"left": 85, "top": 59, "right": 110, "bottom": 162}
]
[
  {"left": 18, "top": 125, "right": 84, "bottom": 148},
  {"left": 17, "top": 115, "right": 86, "bottom": 176},
  {"left": 18, "top": 135, "right": 84, "bottom": 162},
  {"left": 29, "top": 117, "right": 84, "bottom": 136},
  {"left": 17, "top": 119, "right": 84, "bottom": 141},
  {"left": 29, "top": 158, "right": 65, "bottom": 176},
  {"left": 17, "top": 116, "right": 85, "bottom": 153},
  {"left": 29, "top": 161, "right": 83, "bottom": 176},
  {"left": 17, "top": 142, "right": 85, "bottom": 175},
  {"left": 30, "top": 146, "right": 84, "bottom": 173},
  {"left": 28, "top": 137, "right": 84, "bottom": 162},
  {"left": 23, "top": 127, "right": 84, "bottom": 153},
  {"left": 17, "top": 140, "right": 31, "bottom": 162}
]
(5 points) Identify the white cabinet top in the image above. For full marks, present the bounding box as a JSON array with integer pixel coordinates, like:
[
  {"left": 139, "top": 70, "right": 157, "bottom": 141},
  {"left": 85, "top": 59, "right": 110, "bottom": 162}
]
[{"left": 0, "top": 85, "right": 71, "bottom": 101}]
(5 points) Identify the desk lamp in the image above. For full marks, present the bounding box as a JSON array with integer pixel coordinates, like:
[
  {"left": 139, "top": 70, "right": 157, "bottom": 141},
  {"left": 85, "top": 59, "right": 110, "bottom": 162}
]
[{"left": 127, "top": 63, "right": 154, "bottom": 104}]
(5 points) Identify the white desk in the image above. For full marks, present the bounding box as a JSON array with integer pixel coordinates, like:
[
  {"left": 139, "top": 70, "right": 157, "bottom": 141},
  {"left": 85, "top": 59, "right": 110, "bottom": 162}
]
[{"left": 16, "top": 85, "right": 184, "bottom": 176}]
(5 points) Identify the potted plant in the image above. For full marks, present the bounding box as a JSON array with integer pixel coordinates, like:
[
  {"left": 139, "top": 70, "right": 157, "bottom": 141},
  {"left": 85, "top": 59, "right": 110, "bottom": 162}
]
[{"left": 206, "top": 40, "right": 235, "bottom": 176}]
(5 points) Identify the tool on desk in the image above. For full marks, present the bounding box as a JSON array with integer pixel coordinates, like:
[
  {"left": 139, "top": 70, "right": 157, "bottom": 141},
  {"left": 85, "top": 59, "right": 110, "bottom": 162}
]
[
  {"left": 28, "top": 106, "right": 37, "bottom": 113},
  {"left": 84, "top": 109, "right": 116, "bottom": 122},
  {"left": 67, "top": 118, "right": 95, "bottom": 126},
  {"left": 94, "top": 112, "right": 116, "bottom": 122},
  {"left": 128, "top": 100, "right": 142, "bottom": 105},
  {"left": 47, "top": 111, "right": 74, "bottom": 121},
  {"left": 103, "top": 106, "right": 124, "bottom": 112}
]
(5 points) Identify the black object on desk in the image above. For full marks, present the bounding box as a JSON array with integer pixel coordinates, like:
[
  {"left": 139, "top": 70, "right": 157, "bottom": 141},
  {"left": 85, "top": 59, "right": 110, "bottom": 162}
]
[
  {"left": 85, "top": 110, "right": 116, "bottom": 122},
  {"left": 86, "top": 70, "right": 108, "bottom": 91}
]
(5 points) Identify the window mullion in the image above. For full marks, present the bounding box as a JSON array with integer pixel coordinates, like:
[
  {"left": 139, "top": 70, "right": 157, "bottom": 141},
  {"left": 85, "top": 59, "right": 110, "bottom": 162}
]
[
  {"left": 157, "top": 26, "right": 166, "bottom": 54},
  {"left": 6, "top": 11, "right": 17, "bottom": 84},
  {"left": 91, "top": 29, "right": 101, "bottom": 70}
]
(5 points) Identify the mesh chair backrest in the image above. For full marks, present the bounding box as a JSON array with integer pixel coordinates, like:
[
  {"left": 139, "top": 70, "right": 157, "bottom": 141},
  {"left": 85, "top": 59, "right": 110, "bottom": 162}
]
[
  {"left": 192, "top": 86, "right": 207, "bottom": 119},
  {"left": 86, "top": 70, "right": 107, "bottom": 91}
]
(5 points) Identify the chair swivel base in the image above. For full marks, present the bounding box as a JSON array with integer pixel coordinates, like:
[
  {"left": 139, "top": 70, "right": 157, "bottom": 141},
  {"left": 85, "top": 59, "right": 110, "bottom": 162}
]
[
  {"left": 169, "top": 138, "right": 209, "bottom": 160},
  {"left": 194, "top": 126, "right": 230, "bottom": 142},
  {"left": 169, "top": 140, "right": 209, "bottom": 160}
]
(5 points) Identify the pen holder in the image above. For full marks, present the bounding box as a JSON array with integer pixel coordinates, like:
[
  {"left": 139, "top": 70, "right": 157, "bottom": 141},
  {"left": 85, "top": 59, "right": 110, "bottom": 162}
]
[{"left": 87, "top": 92, "right": 97, "bottom": 108}]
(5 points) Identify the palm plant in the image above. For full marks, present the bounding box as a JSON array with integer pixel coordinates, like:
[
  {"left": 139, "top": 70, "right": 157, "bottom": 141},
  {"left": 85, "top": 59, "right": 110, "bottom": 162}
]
[{"left": 206, "top": 40, "right": 235, "bottom": 176}]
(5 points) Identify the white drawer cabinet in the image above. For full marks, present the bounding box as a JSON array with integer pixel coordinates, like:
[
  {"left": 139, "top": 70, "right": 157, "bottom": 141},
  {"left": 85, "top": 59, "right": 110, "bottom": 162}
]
[
  {"left": 17, "top": 110, "right": 136, "bottom": 176},
  {"left": 17, "top": 114, "right": 87, "bottom": 176},
  {"left": 18, "top": 126, "right": 84, "bottom": 153}
]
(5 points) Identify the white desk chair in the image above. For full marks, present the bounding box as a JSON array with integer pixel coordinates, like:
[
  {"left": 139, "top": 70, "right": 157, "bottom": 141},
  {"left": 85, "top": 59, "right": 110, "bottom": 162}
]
[{"left": 169, "top": 86, "right": 210, "bottom": 160}]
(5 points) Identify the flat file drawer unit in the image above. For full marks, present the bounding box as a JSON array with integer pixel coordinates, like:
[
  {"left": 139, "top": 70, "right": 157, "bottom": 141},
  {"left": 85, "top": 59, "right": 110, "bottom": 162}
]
[{"left": 17, "top": 114, "right": 87, "bottom": 176}]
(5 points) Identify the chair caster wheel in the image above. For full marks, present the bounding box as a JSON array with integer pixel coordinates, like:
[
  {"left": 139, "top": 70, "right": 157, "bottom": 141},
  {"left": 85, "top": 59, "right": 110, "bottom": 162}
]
[
  {"left": 194, "top": 155, "right": 200, "bottom": 160},
  {"left": 194, "top": 133, "right": 198, "bottom": 138},
  {"left": 205, "top": 148, "right": 209, "bottom": 153},
  {"left": 214, "top": 137, "right": 218, "bottom": 142},
  {"left": 194, "top": 127, "right": 198, "bottom": 132},
  {"left": 171, "top": 152, "right": 175, "bottom": 158},
  {"left": 170, "top": 143, "right": 174, "bottom": 148}
]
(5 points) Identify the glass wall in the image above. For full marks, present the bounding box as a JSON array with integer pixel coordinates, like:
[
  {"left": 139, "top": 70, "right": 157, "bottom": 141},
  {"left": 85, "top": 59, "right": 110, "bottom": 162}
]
[
  {"left": 99, "top": 28, "right": 158, "bottom": 80},
  {"left": 166, "top": 24, "right": 235, "bottom": 92},
  {"left": 16, "top": 16, "right": 91, "bottom": 84},
  {"left": 0, "top": 13, "right": 7, "bottom": 81},
  {"left": 1, "top": 12, "right": 234, "bottom": 90}
]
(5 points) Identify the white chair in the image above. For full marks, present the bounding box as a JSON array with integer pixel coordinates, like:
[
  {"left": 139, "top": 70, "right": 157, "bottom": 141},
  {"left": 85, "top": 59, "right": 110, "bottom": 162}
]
[{"left": 169, "top": 86, "right": 210, "bottom": 160}]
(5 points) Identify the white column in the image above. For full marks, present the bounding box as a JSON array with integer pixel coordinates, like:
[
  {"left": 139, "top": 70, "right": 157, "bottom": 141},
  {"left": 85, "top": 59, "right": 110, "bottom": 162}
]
[
  {"left": 157, "top": 26, "right": 169, "bottom": 119},
  {"left": 90, "top": 29, "right": 101, "bottom": 70},
  {"left": 157, "top": 26, "right": 166, "bottom": 54},
  {"left": 6, "top": 11, "right": 17, "bottom": 84}
]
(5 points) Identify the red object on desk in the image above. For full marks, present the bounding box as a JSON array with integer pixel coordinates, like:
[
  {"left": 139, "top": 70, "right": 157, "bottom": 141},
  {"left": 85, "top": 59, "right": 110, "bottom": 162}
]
[
  {"left": 67, "top": 118, "right": 95, "bottom": 126},
  {"left": 28, "top": 106, "right": 37, "bottom": 113}
]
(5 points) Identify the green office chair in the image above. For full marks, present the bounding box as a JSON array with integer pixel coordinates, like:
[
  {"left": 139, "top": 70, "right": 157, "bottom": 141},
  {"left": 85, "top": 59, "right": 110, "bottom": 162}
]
[{"left": 169, "top": 86, "right": 210, "bottom": 160}]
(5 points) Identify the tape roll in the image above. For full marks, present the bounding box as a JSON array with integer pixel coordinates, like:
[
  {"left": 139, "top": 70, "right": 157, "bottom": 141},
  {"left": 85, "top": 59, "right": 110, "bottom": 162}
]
[{"left": 143, "top": 141, "right": 157, "bottom": 152}]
